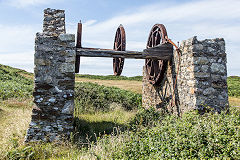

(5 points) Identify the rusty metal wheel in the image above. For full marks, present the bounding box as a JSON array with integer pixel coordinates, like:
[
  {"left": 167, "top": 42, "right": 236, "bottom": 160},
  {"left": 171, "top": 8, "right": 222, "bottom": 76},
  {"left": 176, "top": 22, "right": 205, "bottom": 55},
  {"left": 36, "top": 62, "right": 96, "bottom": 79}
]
[
  {"left": 145, "top": 24, "right": 168, "bottom": 85},
  {"left": 113, "top": 25, "right": 126, "bottom": 76}
]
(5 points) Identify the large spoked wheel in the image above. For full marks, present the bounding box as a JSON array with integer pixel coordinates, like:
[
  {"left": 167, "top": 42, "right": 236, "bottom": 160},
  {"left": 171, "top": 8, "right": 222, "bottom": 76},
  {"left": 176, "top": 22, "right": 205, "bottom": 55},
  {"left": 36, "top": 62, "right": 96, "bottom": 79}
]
[
  {"left": 113, "top": 25, "right": 126, "bottom": 76},
  {"left": 145, "top": 24, "right": 168, "bottom": 85}
]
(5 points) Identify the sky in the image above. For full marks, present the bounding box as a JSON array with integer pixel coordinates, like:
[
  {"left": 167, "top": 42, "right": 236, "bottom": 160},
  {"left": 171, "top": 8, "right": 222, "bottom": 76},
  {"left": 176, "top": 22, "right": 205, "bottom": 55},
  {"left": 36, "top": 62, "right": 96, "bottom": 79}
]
[{"left": 0, "top": 0, "right": 239, "bottom": 76}]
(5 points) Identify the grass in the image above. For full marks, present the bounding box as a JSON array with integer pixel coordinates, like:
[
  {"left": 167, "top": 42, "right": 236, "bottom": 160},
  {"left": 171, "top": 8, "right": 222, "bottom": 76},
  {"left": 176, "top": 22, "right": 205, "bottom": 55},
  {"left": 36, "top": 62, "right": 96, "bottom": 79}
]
[
  {"left": 3, "top": 107, "right": 240, "bottom": 159},
  {"left": 0, "top": 99, "right": 32, "bottom": 157},
  {"left": 73, "top": 107, "right": 136, "bottom": 143},
  {"left": 0, "top": 64, "right": 240, "bottom": 159},
  {"left": 229, "top": 97, "right": 240, "bottom": 107},
  {"left": 76, "top": 104, "right": 136, "bottom": 125},
  {"left": 74, "top": 82, "right": 142, "bottom": 113},
  {"left": 0, "top": 64, "right": 33, "bottom": 100},
  {"left": 228, "top": 76, "right": 240, "bottom": 98}
]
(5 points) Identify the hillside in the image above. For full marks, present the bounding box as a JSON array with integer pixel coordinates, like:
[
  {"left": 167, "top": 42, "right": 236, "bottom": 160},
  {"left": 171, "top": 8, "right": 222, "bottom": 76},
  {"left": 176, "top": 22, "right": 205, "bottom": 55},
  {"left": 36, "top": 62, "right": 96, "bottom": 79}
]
[{"left": 0, "top": 64, "right": 240, "bottom": 159}]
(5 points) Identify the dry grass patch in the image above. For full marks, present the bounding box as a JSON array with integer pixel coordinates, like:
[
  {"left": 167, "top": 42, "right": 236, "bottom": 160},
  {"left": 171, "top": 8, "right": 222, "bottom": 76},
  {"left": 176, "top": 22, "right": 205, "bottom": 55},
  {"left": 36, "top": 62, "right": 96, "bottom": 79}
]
[
  {"left": 0, "top": 99, "right": 32, "bottom": 157},
  {"left": 229, "top": 97, "right": 240, "bottom": 107},
  {"left": 76, "top": 77, "right": 142, "bottom": 94},
  {"left": 18, "top": 72, "right": 34, "bottom": 80}
]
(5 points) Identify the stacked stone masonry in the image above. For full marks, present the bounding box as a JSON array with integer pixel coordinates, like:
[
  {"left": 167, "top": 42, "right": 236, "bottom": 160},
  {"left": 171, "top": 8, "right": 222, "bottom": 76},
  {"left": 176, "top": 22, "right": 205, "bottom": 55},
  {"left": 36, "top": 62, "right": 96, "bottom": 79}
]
[
  {"left": 43, "top": 8, "right": 66, "bottom": 36},
  {"left": 25, "top": 8, "right": 76, "bottom": 142},
  {"left": 142, "top": 36, "right": 229, "bottom": 115}
]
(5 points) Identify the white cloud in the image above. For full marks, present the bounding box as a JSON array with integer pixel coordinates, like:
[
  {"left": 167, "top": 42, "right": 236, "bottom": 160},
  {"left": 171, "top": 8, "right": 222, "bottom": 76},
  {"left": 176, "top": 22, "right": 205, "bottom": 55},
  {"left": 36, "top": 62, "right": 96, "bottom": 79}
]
[
  {"left": 74, "top": 0, "right": 240, "bottom": 76},
  {"left": 1, "top": 0, "right": 239, "bottom": 76},
  {"left": 5, "top": 0, "right": 61, "bottom": 8},
  {"left": 0, "top": 24, "right": 38, "bottom": 53},
  {"left": 0, "top": 24, "right": 39, "bottom": 73},
  {"left": 0, "top": 51, "right": 34, "bottom": 72},
  {"left": 83, "top": 20, "right": 97, "bottom": 27}
]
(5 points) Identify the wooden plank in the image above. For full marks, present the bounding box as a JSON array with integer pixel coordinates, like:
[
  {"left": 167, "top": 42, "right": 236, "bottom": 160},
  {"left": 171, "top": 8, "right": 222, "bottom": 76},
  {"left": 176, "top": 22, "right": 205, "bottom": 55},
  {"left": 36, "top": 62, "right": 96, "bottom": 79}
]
[{"left": 76, "top": 43, "right": 173, "bottom": 60}]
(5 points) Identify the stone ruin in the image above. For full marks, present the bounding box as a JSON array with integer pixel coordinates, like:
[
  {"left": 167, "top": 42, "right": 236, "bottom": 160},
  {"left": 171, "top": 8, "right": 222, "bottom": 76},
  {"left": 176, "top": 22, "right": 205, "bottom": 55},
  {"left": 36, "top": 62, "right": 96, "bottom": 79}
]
[
  {"left": 25, "top": 8, "right": 229, "bottom": 142},
  {"left": 143, "top": 37, "right": 228, "bottom": 115},
  {"left": 25, "top": 9, "right": 75, "bottom": 142}
]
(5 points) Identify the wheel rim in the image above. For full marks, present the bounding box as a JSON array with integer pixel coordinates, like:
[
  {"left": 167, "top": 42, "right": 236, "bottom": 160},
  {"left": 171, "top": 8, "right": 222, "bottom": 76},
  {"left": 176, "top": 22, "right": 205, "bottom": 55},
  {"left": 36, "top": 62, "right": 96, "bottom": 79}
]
[
  {"left": 145, "top": 24, "right": 168, "bottom": 85},
  {"left": 113, "top": 25, "right": 126, "bottom": 76}
]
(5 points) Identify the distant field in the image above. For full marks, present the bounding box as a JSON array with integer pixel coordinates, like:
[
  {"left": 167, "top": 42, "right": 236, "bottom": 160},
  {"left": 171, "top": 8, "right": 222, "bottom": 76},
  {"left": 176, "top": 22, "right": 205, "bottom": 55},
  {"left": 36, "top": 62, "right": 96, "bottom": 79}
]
[{"left": 76, "top": 74, "right": 142, "bottom": 81}]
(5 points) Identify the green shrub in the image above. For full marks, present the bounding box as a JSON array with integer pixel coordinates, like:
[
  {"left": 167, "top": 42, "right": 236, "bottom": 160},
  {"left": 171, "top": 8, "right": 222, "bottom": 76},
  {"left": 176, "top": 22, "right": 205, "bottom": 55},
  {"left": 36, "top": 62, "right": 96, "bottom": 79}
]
[
  {"left": 129, "top": 107, "right": 163, "bottom": 130},
  {"left": 228, "top": 76, "right": 240, "bottom": 97},
  {"left": 74, "top": 82, "right": 142, "bottom": 113},
  {"left": 109, "top": 107, "right": 240, "bottom": 159},
  {"left": 0, "top": 64, "right": 33, "bottom": 100}
]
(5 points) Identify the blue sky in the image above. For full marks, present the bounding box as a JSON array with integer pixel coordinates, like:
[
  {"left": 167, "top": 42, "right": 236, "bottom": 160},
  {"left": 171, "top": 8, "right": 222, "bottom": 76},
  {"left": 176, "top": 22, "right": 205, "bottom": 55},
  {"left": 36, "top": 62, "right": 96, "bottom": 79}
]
[{"left": 0, "top": 0, "right": 239, "bottom": 76}]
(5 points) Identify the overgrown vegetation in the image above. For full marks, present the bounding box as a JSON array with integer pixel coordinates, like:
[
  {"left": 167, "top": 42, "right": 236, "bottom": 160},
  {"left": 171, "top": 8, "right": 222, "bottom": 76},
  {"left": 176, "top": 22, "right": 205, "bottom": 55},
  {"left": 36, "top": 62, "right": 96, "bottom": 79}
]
[
  {"left": 4, "top": 107, "right": 240, "bottom": 159},
  {"left": 73, "top": 82, "right": 141, "bottom": 142},
  {"left": 76, "top": 74, "right": 142, "bottom": 81},
  {"left": 1, "top": 65, "right": 240, "bottom": 159},
  {"left": 228, "top": 76, "right": 240, "bottom": 97},
  {"left": 0, "top": 64, "right": 33, "bottom": 100},
  {"left": 114, "top": 107, "right": 240, "bottom": 159},
  {"left": 74, "top": 82, "right": 142, "bottom": 113}
]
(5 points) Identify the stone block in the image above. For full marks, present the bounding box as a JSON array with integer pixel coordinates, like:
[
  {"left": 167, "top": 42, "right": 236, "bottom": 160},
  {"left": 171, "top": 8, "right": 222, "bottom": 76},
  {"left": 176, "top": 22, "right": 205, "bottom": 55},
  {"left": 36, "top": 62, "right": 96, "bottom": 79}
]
[
  {"left": 62, "top": 101, "right": 74, "bottom": 114},
  {"left": 203, "top": 87, "right": 215, "bottom": 96},
  {"left": 193, "top": 57, "right": 209, "bottom": 65},
  {"left": 59, "top": 34, "right": 75, "bottom": 42},
  {"left": 194, "top": 72, "right": 210, "bottom": 78},
  {"left": 60, "top": 63, "right": 75, "bottom": 73},
  {"left": 193, "top": 44, "right": 203, "bottom": 51},
  {"left": 211, "top": 63, "right": 226, "bottom": 74}
]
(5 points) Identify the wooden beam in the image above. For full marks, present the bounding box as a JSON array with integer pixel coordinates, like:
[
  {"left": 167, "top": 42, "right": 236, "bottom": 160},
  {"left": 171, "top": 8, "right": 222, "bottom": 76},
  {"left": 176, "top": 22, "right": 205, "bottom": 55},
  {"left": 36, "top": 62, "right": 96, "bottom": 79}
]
[{"left": 76, "top": 43, "right": 173, "bottom": 60}]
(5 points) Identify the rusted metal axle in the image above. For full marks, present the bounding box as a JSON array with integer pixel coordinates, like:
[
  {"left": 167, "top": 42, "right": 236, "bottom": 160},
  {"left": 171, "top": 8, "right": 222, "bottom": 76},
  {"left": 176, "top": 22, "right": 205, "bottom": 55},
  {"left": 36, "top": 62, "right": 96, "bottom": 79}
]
[{"left": 76, "top": 43, "right": 173, "bottom": 60}]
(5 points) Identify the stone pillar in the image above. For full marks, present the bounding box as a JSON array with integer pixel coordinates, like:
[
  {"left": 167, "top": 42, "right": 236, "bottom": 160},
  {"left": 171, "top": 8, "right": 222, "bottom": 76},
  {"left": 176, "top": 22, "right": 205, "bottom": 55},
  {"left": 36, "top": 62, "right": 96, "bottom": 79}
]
[
  {"left": 142, "top": 36, "right": 228, "bottom": 115},
  {"left": 25, "top": 8, "right": 76, "bottom": 142},
  {"left": 43, "top": 8, "right": 65, "bottom": 36}
]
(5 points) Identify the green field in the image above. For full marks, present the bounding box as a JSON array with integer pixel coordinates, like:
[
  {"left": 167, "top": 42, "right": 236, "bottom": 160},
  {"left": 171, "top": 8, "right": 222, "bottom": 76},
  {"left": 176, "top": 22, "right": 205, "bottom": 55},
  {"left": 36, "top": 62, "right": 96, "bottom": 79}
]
[{"left": 0, "top": 64, "right": 240, "bottom": 159}]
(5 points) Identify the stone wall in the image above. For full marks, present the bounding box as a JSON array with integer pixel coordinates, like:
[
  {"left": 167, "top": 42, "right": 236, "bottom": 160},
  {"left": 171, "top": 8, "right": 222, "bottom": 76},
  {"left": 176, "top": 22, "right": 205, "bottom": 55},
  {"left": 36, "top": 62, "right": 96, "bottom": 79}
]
[
  {"left": 142, "top": 36, "right": 229, "bottom": 115},
  {"left": 25, "top": 8, "right": 76, "bottom": 142}
]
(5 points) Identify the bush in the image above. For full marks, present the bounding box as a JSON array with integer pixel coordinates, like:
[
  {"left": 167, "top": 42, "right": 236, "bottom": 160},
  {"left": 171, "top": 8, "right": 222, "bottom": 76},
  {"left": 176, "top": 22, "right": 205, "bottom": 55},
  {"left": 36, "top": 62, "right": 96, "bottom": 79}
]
[
  {"left": 0, "top": 64, "right": 33, "bottom": 100},
  {"left": 74, "top": 82, "right": 142, "bottom": 113},
  {"left": 129, "top": 107, "right": 163, "bottom": 130},
  {"left": 228, "top": 76, "right": 240, "bottom": 97},
  {"left": 110, "top": 107, "right": 240, "bottom": 159}
]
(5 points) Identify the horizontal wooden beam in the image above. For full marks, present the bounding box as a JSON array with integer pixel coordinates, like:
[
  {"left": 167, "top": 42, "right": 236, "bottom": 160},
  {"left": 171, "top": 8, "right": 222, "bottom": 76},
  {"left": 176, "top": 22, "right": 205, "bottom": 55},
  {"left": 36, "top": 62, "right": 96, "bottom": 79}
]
[{"left": 76, "top": 43, "right": 173, "bottom": 60}]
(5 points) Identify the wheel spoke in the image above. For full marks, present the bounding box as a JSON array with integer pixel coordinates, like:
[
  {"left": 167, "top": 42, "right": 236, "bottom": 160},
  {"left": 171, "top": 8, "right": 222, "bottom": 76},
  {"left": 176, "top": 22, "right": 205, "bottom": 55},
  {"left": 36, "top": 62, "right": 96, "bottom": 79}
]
[
  {"left": 113, "top": 25, "right": 125, "bottom": 76},
  {"left": 145, "top": 24, "right": 168, "bottom": 85}
]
